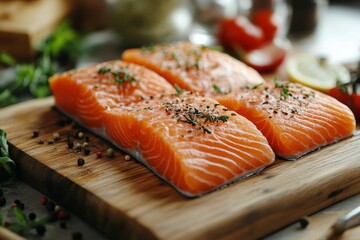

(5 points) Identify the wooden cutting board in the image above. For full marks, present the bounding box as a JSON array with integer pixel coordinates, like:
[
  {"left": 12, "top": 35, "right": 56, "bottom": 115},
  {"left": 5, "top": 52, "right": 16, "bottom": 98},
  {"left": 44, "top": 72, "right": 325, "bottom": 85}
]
[{"left": 1, "top": 97, "right": 360, "bottom": 240}]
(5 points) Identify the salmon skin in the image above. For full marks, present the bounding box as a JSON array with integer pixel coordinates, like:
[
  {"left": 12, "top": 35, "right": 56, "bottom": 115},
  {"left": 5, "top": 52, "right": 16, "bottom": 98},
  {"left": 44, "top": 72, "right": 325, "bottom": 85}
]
[
  {"left": 50, "top": 61, "right": 275, "bottom": 197},
  {"left": 122, "top": 42, "right": 356, "bottom": 159},
  {"left": 122, "top": 41, "right": 264, "bottom": 96}
]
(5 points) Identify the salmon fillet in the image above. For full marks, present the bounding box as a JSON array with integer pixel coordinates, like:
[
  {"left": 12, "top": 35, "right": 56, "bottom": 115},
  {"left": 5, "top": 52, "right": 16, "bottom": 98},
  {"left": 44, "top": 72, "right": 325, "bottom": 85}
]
[
  {"left": 122, "top": 41, "right": 264, "bottom": 96},
  {"left": 50, "top": 63, "right": 275, "bottom": 197},
  {"left": 215, "top": 82, "right": 356, "bottom": 159},
  {"left": 122, "top": 42, "right": 356, "bottom": 159},
  {"left": 104, "top": 94, "right": 275, "bottom": 196},
  {"left": 50, "top": 61, "right": 176, "bottom": 128}
]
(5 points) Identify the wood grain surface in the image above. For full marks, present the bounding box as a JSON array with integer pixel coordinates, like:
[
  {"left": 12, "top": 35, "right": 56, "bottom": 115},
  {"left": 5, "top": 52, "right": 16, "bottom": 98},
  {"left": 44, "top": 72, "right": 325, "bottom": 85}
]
[{"left": 1, "top": 97, "right": 360, "bottom": 240}]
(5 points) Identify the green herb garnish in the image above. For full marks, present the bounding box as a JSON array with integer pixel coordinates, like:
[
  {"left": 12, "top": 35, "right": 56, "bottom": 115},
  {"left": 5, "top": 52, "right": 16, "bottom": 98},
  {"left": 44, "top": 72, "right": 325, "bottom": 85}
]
[
  {"left": 252, "top": 82, "right": 263, "bottom": 90},
  {"left": 98, "top": 67, "right": 111, "bottom": 74},
  {"left": 0, "top": 20, "right": 83, "bottom": 108},
  {"left": 213, "top": 84, "right": 231, "bottom": 94},
  {"left": 200, "top": 45, "right": 223, "bottom": 52},
  {"left": 274, "top": 80, "right": 290, "bottom": 99},
  {"left": 112, "top": 70, "right": 138, "bottom": 84},
  {"left": 0, "top": 129, "right": 16, "bottom": 183},
  {"left": 141, "top": 44, "right": 156, "bottom": 53},
  {"left": 1, "top": 207, "right": 49, "bottom": 234},
  {"left": 174, "top": 84, "right": 184, "bottom": 95}
]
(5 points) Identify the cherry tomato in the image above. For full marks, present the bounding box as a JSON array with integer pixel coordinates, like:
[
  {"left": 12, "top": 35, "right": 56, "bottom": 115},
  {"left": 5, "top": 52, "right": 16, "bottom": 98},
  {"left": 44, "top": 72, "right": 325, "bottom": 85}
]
[
  {"left": 251, "top": 10, "right": 278, "bottom": 42},
  {"left": 218, "top": 16, "right": 265, "bottom": 51},
  {"left": 328, "top": 88, "right": 350, "bottom": 106},
  {"left": 350, "top": 93, "right": 360, "bottom": 121},
  {"left": 242, "top": 43, "right": 286, "bottom": 72}
]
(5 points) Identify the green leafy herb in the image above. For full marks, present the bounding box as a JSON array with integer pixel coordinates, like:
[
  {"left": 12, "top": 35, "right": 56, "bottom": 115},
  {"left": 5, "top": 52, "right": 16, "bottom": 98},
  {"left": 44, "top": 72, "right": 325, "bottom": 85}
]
[
  {"left": 252, "top": 82, "right": 263, "bottom": 90},
  {"left": 4, "top": 207, "right": 49, "bottom": 234},
  {"left": 0, "top": 20, "right": 83, "bottom": 108},
  {"left": 0, "top": 53, "right": 16, "bottom": 66},
  {"left": 213, "top": 84, "right": 231, "bottom": 94},
  {"left": 141, "top": 44, "right": 156, "bottom": 53},
  {"left": 0, "top": 129, "right": 16, "bottom": 182},
  {"left": 112, "top": 70, "right": 138, "bottom": 84},
  {"left": 274, "top": 80, "right": 290, "bottom": 99},
  {"left": 98, "top": 67, "right": 111, "bottom": 74},
  {"left": 174, "top": 84, "right": 184, "bottom": 95},
  {"left": 200, "top": 45, "right": 223, "bottom": 52}
]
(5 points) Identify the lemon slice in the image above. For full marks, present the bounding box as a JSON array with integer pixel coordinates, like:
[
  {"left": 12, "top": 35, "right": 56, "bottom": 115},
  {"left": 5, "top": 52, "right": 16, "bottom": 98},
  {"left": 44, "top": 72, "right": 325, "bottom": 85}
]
[{"left": 286, "top": 54, "right": 350, "bottom": 92}]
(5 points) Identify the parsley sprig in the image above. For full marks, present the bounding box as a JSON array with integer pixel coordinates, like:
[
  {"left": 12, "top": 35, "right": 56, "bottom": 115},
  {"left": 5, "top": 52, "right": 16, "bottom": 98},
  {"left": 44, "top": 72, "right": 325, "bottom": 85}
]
[
  {"left": 0, "top": 129, "right": 16, "bottom": 183},
  {"left": 0, "top": 207, "right": 49, "bottom": 234}
]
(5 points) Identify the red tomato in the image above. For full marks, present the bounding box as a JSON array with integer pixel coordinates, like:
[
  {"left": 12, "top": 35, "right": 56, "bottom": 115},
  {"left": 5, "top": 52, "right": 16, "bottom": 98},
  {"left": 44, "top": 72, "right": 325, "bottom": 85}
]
[
  {"left": 328, "top": 88, "right": 350, "bottom": 106},
  {"left": 218, "top": 16, "right": 265, "bottom": 51},
  {"left": 243, "top": 43, "right": 286, "bottom": 72},
  {"left": 350, "top": 94, "right": 360, "bottom": 121},
  {"left": 252, "top": 10, "right": 278, "bottom": 42}
]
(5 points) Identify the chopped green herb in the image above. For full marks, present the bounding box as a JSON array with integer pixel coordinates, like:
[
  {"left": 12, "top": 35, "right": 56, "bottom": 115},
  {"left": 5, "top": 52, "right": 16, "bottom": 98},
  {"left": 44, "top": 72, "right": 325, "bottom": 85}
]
[
  {"left": 200, "top": 45, "right": 223, "bottom": 52},
  {"left": 274, "top": 80, "right": 290, "bottom": 99},
  {"left": 98, "top": 67, "right": 111, "bottom": 74},
  {"left": 0, "top": 129, "right": 16, "bottom": 183},
  {"left": 213, "top": 84, "right": 231, "bottom": 94},
  {"left": 174, "top": 84, "right": 184, "bottom": 95},
  {"left": 252, "top": 82, "right": 263, "bottom": 90},
  {"left": 112, "top": 70, "right": 138, "bottom": 84},
  {"left": 141, "top": 44, "right": 156, "bottom": 53}
]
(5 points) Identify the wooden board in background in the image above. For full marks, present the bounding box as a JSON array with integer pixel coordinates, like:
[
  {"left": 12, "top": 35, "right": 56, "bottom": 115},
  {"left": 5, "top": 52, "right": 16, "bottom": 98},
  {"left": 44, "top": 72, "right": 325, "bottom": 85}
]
[
  {"left": 0, "top": 97, "right": 360, "bottom": 240},
  {"left": 0, "top": 0, "right": 72, "bottom": 61}
]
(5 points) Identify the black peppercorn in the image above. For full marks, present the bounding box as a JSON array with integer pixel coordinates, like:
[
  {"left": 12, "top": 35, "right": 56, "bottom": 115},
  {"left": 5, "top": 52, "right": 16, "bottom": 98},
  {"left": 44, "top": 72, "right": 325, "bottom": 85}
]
[
  {"left": 36, "top": 225, "right": 46, "bottom": 236},
  {"left": 28, "top": 212, "right": 37, "bottom": 221},
  {"left": 77, "top": 158, "right": 85, "bottom": 166},
  {"left": 45, "top": 201, "right": 56, "bottom": 212},
  {"left": 83, "top": 147, "right": 91, "bottom": 155}
]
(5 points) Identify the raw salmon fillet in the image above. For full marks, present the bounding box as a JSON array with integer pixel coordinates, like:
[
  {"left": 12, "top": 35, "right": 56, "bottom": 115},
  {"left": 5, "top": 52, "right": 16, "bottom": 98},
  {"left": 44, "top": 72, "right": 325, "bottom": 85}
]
[
  {"left": 213, "top": 82, "right": 356, "bottom": 159},
  {"left": 122, "top": 42, "right": 356, "bottom": 159},
  {"left": 122, "top": 41, "right": 264, "bottom": 96},
  {"left": 50, "top": 62, "right": 275, "bottom": 197},
  {"left": 104, "top": 94, "right": 275, "bottom": 196},
  {"left": 50, "top": 60, "right": 176, "bottom": 128}
]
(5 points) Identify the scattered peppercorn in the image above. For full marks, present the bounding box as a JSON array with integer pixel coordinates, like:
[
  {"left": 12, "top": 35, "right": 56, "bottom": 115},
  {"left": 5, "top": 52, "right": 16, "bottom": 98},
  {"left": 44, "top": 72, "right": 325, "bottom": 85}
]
[
  {"left": 53, "top": 133, "right": 60, "bottom": 141},
  {"left": 40, "top": 196, "right": 48, "bottom": 205},
  {"left": 77, "top": 131, "right": 84, "bottom": 139},
  {"left": 85, "top": 136, "right": 90, "bottom": 142},
  {"left": 77, "top": 158, "right": 85, "bottom": 166},
  {"left": 72, "top": 232, "right": 83, "bottom": 240},
  {"left": 28, "top": 212, "right": 37, "bottom": 221},
  {"left": 48, "top": 211, "right": 58, "bottom": 222},
  {"left": 125, "top": 155, "right": 131, "bottom": 161},
  {"left": 298, "top": 217, "right": 310, "bottom": 229},
  {"left": 55, "top": 205, "right": 61, "bottom": 212},
  {"left": 83, "top": 146, "right": 91, "bottom": 155},
  {"left": 17, "top": 202, "right": 25, "bottom": 210},
  {"left": 68, "top": 141, "right": 74, "bottom": 149},
  {"left": 14, "top": 199, "right": 21, "bottom": 205},
  {"left": 96, "top": 152, "right": 103, "bottom": 158},
  {"left": 60, "top": 221, "right": 67, "bottom": 229},
  {"left": 38, "top": 139, "right": 45, "bottom": 144},
  {"left": 48, "top": 139, "right": 54, "bottom": 144},
  {"left": 32, "top": 130, "right": 40, "bottom": 138},
  {"left": 58, "top": 210, "right": 70, "bottom": 220},
  {"left": 74, "top": 143, "right": 82, "bottom": 152},
  {"left": 106, "top": 148, "right": 115, "bottom": 158},
  {"left": 45, "top": 201, "right": 55, "bottom": 212},
  {"left": 0, "top": 197, "right": 6, "bottom": 206},
  {"left": 36, "top": 225, "right": 46, "bottom": 236}
]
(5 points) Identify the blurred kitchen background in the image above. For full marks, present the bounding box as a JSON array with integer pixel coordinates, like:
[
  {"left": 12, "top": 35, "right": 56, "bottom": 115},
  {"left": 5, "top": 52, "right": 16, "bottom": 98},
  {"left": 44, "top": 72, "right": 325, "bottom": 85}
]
[{"left": 0, "top": 0, "right": 359, "bottom": 107}]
